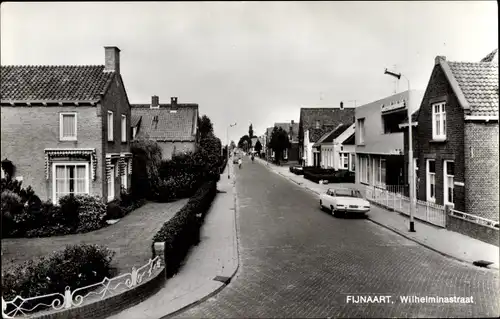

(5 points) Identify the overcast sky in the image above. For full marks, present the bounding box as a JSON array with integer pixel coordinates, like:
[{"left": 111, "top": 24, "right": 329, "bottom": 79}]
[{"left": 1, "top": 1, "right": 498, "bottom": 143}]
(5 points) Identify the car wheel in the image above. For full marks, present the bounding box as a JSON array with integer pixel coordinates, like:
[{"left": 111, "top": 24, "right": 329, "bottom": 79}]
[{"left": 330, "top": 206, "right": 337, "bottom": 217}]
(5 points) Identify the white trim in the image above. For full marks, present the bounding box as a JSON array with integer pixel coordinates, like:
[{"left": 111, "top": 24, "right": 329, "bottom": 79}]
[
  {"left": 454, "top": 181, "right": 465, "bottom": 187},
  {"left": 432, "top": 102, "right": 446, "bottom": 140},
  {"left": 464, "top": 115, "right": 499, "bottom": 122},
  {"left": 108, "top": 163, "right": 115, "bottom": 201},
  {"left": 107, "top": 111, "right": 114, "bottom": 141},
  {"left": 426, "top": 159, "right": 436, "bottom": 203},
  {"left": 398, "top": 122, "right": 418, "bottom": 128},
  {"left": 443, "top": 160, "right": 454, "bottom": 207},
  {"left": 59, "top": 112, "right": 78, "bottom": 141},
  {"left": 52, "top": 161, "right": 90, "bottom": 204},
  {"left": 121, "top": 114, "right": 127, "bottom": 142}
]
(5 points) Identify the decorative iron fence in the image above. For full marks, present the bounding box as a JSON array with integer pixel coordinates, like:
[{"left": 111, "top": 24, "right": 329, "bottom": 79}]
[
  {"left": 364, "top": 185, "right": 446, "bottom": 228},
  {"left": 449, "top": 209, "right": 500, "bottom": 229},
  {"left": 2, "top": 256, "right": 162, "bottom": 318}
]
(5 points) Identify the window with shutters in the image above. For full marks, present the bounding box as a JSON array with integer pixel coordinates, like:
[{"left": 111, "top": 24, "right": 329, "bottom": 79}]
[{"left": 59, "top": 113, "right": 77, "bottom": 141}]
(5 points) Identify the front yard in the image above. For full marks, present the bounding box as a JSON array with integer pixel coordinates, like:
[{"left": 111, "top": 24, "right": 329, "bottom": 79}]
[{"left": 1, "top": 199, "right": 188, "bottom": 275}]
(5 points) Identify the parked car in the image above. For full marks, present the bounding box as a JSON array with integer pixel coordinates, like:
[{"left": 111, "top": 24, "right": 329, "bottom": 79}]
[
  {"left": 289, "top": 165, "right": 304, "bottom": 175},
  {"left": 319, "top": 188, "right": 370, "bottom": 217}
]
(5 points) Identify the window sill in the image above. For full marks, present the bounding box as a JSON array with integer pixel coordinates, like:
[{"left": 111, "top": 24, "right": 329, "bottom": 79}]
[
  {"left": 121, "top": 141, "right": 127, "bottom": 144},
  {"left": 357, "top": 143, "right": 365, "bottom": 146},
  {"left": 427, "top": 198, "right": 436, "bottom": 204},
  {"left": 430, "top": 138, "right": 446, "bottom": 143},
  {"left": 360, "top": 181, "right": 370, "bottom": 186},
  {"left": 60, "top": 138, "right": 77, "bottom": 142},
  {"left": 108, "top": 140, "right": 115, "bottom": 143}
]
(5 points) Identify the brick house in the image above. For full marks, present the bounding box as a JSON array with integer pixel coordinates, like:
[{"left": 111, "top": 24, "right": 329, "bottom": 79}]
[
  {"left": 131, "top": 96, "right": 199, "bottom": 160},
  {"left": 400, "top": 51, "right": 499, "bottom": 221},
  {"left": 313, "top": 123, "right": 355, "bottom": 171},
  {"left": 299, "top": 107, "right": 355, "bottom": 167},
  {"left": 1, "top": 46, "right": 132, "bottom": 204},
  {"left": 355, "top": 90, "right": 424, "bottom": 192}
]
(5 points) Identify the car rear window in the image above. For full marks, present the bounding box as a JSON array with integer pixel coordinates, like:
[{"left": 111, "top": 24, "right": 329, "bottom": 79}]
[{"left": 335, "top": 189, "right": 361, "bottom": 198}]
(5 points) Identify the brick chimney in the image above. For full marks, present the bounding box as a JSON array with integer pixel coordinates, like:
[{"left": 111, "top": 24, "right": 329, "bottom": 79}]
[
  {"left": 171, "top": 97, "right": 178, "bottom": 107},
  {"left": 104, "top": 46, "right": 120, "bottom": 73},
  {"left": 435, "top": 56, "right": 446, "bottom": 66},
  {"left": 151, "top": 95, "right": 159, "bottom": 109}
]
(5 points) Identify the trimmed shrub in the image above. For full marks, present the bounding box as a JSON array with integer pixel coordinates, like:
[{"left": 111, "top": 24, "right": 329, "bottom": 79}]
[
  {"left": 153, "top": 181, "right": 217, "bottom": 277},
  {"left": 73, "top": 195, "right": 107, "bottom": 233},
  {"left": 106, "top": 201, "right": 125, "bottom": 220},
  {"left": 304, "top": 169, "right": 355, "bottom": 184},
  {"left": 59, "top": 195, "right": 80, "bottom": 229},
  {"left": 1, "top": 190, "right": 25, "bottom": 236},
  {"left": 1, "top": 244, "right": 115, "bottom": 314}
]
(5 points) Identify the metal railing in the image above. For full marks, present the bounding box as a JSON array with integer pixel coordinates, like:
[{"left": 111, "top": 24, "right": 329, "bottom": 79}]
[
  {"left": 364, "top": 185, "right": 446, "bottom": 228},
  {"left": 449, "top": 209, "right": 500, "bottom": 229},
  {"left": 2, "top": 256, "right": 162, "bottom": 318}
]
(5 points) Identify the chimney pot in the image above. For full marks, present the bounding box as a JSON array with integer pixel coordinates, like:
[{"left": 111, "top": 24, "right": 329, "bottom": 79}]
[
  {"left": 435, "top": 56, "right": 446, "bottom": 65},
  {"left": 171, "top": 97, "right": 178, "bottom": 106},
  {"left": 151, "top": 95, "right": 159, "bottom": 108},
  {"left": 104, "top": 46, "right": 120, "bottom": 73}
]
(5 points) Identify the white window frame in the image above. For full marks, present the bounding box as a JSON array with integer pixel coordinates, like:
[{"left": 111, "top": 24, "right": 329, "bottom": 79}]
[
  {"left": 284, "top": 148, "right": 288, "bottom": 159},
  {"left": 350, "top": 153, "right": 355, "bottom": 171},
  {"left": 426, "top": 159, "right": 436, "bottom": 203},
  {"left": 59, "top": 112, "right": 78, "bottom": 141},
  {"left": 340, "top": 152, "right": 349, "bottom": 170},
  {"left": 379, "top": 158, "right": 386, "bottom": 188},
  {"left": 108, "top": 111, "right": 114, "bottom": 141},
  {"left": 1, "top": 168, "right": 5, "bottom": 179},
  {"left": 357, "top": 118, "right": 365, "bottom": 144},
  {"left": 121, "top": 114, "right": 127, "bottom": 142},
  {"left": 52, "top": 162, "right": 90, "bottom": 204},
  {"left": 432, "top": 102, "right": 446, "bottom": 140},
  {"left": 443, "top": 160, "right": 454, "bottom": 207},
  {"left": 108, "top": 163, "right": 116, "bottom": 201},
  {"left": 132, "top": 127, "right": 138, "bottom": 139}
]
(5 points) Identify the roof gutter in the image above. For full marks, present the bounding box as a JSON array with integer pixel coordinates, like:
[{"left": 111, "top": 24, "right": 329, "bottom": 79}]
[
  {"left": 464, "top": 115, "right": 498, "bottom": 122},
  {"left": 1, "top": 100, "right": 99, "bottom": 106}
]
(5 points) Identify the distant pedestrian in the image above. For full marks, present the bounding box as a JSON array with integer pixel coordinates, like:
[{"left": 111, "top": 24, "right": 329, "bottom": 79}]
[{"left": 238, "top": 158, "right": 242, "bottom": 169}]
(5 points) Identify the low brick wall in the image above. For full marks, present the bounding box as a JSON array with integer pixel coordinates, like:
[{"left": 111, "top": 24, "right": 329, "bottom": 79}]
[
  {"left": 28, "top": 266, "right": 166, "bottom": 319},
  {"left": 446, "top": 214, "right": 499, "bottom": 247}
]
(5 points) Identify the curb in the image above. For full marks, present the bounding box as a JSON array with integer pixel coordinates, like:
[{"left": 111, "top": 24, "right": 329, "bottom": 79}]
[
  {"left": 261, "top": 160, "right": 499, "bottom": 272},
  {"left": 161, "top": 166, "right": 241, "bottom": 319},
  {"left": 365, "top": 217, "right": 500, "bottom": 271}
]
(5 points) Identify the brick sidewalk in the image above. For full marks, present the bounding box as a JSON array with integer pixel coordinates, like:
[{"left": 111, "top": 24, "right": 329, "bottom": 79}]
[
  {"left": 107, "top": 163, "right": 239, "bottom": 319},
  {"left": 256, "top": 157, "right": 499, "bottom": 270}
]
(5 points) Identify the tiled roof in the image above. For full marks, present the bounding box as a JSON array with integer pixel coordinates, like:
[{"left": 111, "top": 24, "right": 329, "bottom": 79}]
[
  {"left": 273, "top": 122, "right": 300, "bottom": 142},
  {"left": 1, "top": 65, "right": 115, "bottom": 102},
  {"left": 299, "top": 108, "right": 355, "bottom": 143},
  {"left": 447, "top": 60, "right": 499, "bottom": 117},
  {"left": 312, "top": 123, "right": 352, "bottom": 147},
  {"left": 309, "top": 125, "right": 337, "bottom": 144},
  {"left": 131, "top": 105, "right": 198, "bottom": 142},
  {"left": 480, "top": 49, "right": 498, "bottom": 63}
]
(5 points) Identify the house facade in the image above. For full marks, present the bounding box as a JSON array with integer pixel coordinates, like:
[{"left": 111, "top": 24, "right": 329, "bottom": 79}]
[
  {"left": 273, "top": 121, "right": 299, "bottom": 162},
  {"left": 1, "top": 46, "right": 132, "bottom": 204},
  {"left": 313, "top": 123, "right": 356, "bottom": 171},
  {"left": 131, "top": 96, "right": 199, "bottom": 160},
  {"left": 401, "top": 52, "right": 499, "bottom": 221},
  {"left": 355, "top": 90, "right": 424, "bottom": 191},
  {"left": 299, "top": 107, "right": 355, "bottom": 167}
]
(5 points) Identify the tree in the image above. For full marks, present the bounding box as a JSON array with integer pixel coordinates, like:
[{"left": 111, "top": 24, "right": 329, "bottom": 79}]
[
  {"left": 238, "top": 135, "right": 252, "bottom": 151},
  {"left": 268, "top": 126, "right": 291, "bottom": 165},
  {"left": 198, "top": 115, "right": 214, "bottom": 139},
  {"left": 254, "top": 140, "right": 262, "bottom": 154},
  {"left": 249, "top": 123, "right": 254, "bottom": 138}
]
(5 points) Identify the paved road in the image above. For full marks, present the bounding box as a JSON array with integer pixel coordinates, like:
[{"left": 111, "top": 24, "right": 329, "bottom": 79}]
[{"left": 173, "top": 158, "right": 500, "bottom": 318}]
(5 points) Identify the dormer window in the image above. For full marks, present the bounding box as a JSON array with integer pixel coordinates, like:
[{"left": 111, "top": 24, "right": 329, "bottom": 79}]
[{"left": 315, "top": 120, "right": 320, "bottom": 129}]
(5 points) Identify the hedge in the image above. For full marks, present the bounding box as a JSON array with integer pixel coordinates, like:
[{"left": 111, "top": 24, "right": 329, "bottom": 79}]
[
  {"left": 152, "top": 180, "right": 217, "bottom": 278},
  {"left": 303, "top": 169, "right": 355, "bottom": 184},
  {"left": 1, "top": 244, "right": 115, "bottom": 314},
  {"left": 1, "top": 177, "right": 144, "bottom": 238}
]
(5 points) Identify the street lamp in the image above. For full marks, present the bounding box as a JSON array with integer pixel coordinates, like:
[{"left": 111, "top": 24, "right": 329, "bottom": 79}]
[
  {"left": 227, "top": 123, "right": 237, "bottom": 179},
  {"left": 384, "top": 68, "right": 416, "bottom": 232}
]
